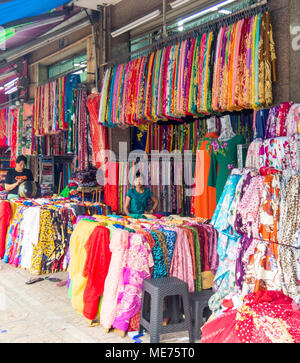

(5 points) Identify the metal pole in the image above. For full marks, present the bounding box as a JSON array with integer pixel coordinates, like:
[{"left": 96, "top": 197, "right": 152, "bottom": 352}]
[{"left": 163, "top": 0, "right": 168, "bottom": 38}]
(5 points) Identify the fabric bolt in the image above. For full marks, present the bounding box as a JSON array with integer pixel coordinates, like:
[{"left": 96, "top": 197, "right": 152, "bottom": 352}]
[
  {"left": 100, "top": 229, "right": 130, "bottom": 329},
  {"left": 242, "top": 173, "right": 282, "bottom": 296},
  {"left": 19, "top": 206, "right": 41, "bottom": 270},
  {"left": 149, "top": 230, "right": 168, "bottom": 279},
  {"left": 30, "top": 209, "right": 56, "bottom": 275},
  {"left": 254, "top": 108, "right": 269, "bottom": 139},
  {"left": 275, "top": 102, "right": 294, "bottom": 137},
  {"left": 82, "top": 225, "right": 111, "bottom": 320},
  {"left": 201, "top": 290, "right": 300, "bottom": 343},
  {"left": 265, "top": 106, "right": 280, "bottom": 138},
  {"left": 0, "top": 201, "right": 11, "bottom": 258},
  {"left": 97, "top": 12, "right": 276, "bottom": 126},
  {"left": 209, "top": 173, "right": 242, "bottom": 313},
  {"left": 277, "top": 174, "right": 300, "bottom": 304},
  {"left": 184, "top": 225, "right": 202, "bottom": 291},
  {"left": 286, "top": 103, "right": 300, "bottom": 136},
  {"left": 169, "top": 226, "right": 195, "bottom": 292},
  {"left": 112, "top": 233, "right": 153, "bottom": 332},
  {"left": 235, "top": 175, "right": 265, "bottom": 290},
  {"left": 68, "top": 220, "right": 101, "bottom": 315},
  {"left": 245, "top": 138, "right": 264, "bottom": 170}
]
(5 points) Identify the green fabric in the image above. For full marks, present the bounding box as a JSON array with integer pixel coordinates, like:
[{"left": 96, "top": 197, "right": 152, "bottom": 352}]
[
  {"left": 185, "top": 226, "right": 202, "bottom": 291},
  {"left": 208, "top": 135, "right": 245, "bottom": 203},
  {"left": 126, "top": 187, "right": 152, "bottom": 214},
  {"left": 60, "top": 186, "right": 70, "bottom": 197},
  {"left": 129, "top": 213, "right": 146, "bottom": 219},
  {"left": 7, "top": 194, "right": 19, "bottom": 200},
  {"left": 68, "top": 279, "right": 72, "bottom": 300}
]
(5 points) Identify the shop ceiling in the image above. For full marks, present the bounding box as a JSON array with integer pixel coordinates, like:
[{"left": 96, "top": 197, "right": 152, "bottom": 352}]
[{"left": 71, "top": 0, "right": 123, "bottom": 10}]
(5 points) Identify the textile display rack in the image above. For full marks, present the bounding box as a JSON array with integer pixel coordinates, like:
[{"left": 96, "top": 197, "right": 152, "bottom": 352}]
[
  {"left": 98, "top": 6, "right": 275, "bottom": 128},
  {"left": 67, "top": 213, "right": 218, "bottom": 333},
  {"left": 0, "top": 197, "right": 111, "bottom": 276},
  {"left": 197, "top": 102, "right": 300, "bottom": 343}
]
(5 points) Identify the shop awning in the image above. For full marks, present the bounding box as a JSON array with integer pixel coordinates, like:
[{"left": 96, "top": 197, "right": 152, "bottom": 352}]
[{"left": 0, "top": 0, "right": 70, "bottom": 27}]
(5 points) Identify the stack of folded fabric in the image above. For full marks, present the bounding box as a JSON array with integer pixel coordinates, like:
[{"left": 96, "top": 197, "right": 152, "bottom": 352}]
[{"left": 69, "top": 167, "right": 98, "bottom": 188}]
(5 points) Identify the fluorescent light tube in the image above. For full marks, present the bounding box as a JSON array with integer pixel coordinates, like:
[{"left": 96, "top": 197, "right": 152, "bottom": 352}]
[
  {"left": 178, "top": 0, "right": 236, "bottom": 25},
  {"left": 3, "top": 77, "right": 18, "bottom": 89},
  {"left": 5, "top": 86, "right": 18, "bottom": 95},
  {"left": 170, "top": 0, "right": 191, "bottom": 9},
  {"left": 218, "top": 9, "right": 232, "bottom": 14},
  {"left": 111, "top": 10, "right": 161, "bottom": 38}
]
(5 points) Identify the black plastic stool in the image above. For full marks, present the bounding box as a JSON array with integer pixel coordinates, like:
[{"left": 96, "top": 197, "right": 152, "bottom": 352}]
[
  {"left": 139, "top": 277, "right": 194, "bottom": 343},
  {"left": 189, "top": 289, "right": 213, "bottom": 340}
]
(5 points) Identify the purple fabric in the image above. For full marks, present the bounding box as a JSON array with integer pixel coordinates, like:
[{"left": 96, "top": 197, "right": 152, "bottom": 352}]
[
  {"left": 75, "top": 215, "right": 96, "bottom": 224},
  {"left": 234, "top": 173, "right": 254, "bottom": 288},
  {"left": 265, "top": 106, "right": 280, "bottom": 139},
  {"left": 112, "top": 234, "right": 152, "bottom": 332}
]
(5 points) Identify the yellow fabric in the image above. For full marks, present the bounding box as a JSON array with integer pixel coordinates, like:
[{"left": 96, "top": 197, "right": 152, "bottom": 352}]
[
  {"left": 68, "top": 220, "right": 100, "bottom": 315},
  {"left": 201, "top": 271, "right": 215, "bottom": 290}
]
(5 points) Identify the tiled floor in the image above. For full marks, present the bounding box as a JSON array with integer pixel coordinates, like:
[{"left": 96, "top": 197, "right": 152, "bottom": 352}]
[{"left": 0, "top": 261, "right": 199, "bottom": 343}]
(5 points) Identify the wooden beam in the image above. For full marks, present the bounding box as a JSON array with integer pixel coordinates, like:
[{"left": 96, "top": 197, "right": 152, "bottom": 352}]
[{"left": 28, "top": 35, "right": 92, "bottom": 68}]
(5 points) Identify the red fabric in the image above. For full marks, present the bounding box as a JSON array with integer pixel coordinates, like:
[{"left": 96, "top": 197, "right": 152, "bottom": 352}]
[
  {"left": 87, "top": 93, "right": 109, "bottom": 168},
  {"left": 201, "top": 291, "right": 300, "bottom": 343},
  {"left": 82, "top": 226, "right": 112, "bottom": 320},
  {"left": 0, "top": 109, "right": 7, "bottom": 147},
  {"left": 259, "top": 167, "right": 280, "bottom": 176},
  {"left": 10, "top": 109, "right": 18, "bottom": 168},
  {"left": 0, "top": 201, "right": 11, "bottom": 258},
  {"left": 104, "top": 162, "right": 119, "bottom": 213},
  {"left": 201, "top": 309, "right": 242, "bottom": 343},
  {"left": 236, "top": 291, "right": 300, "bottom": 343}
]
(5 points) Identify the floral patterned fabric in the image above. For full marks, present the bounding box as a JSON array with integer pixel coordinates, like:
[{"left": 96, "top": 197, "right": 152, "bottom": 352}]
[
  {"left": 112, "top": 233, "right": 153, "bottom": 332},
  {"left": 286, "top": 103, "right": 300, "bottom": 136},
  {"left": 208, "top": 173, "right": 242, "bottom": 312},
  {"left": 201, "top": 290, "right": 300, "bottom": 343},
  {"left": 278, "top": 174, "right": 300, "bottom": 304}
]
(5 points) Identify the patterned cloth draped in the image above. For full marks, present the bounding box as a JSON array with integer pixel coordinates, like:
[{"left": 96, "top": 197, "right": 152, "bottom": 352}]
[{"left": 99, "top": 12, "right": 276, "bottom": 127}]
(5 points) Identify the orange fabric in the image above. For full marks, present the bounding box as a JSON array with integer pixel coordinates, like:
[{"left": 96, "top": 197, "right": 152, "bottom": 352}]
[{"left": 194, "top": 132, "right": 219, "bottom": 219}]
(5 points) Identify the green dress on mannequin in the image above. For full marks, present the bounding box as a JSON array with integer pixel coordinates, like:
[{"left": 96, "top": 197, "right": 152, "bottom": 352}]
[{"left": 208, "top": 116, "right": 246, "bottom": 203}]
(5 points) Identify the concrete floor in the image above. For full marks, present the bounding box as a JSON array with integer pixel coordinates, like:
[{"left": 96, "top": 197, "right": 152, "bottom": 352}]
[{"left": 0, "top": 260, "right": 197, "bottom": 343}]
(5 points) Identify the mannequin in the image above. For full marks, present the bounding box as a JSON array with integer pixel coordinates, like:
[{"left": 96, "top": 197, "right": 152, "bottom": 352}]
[
  {"left": 208, "top": 114, "right": 245, "bottom": 203},
  {"left": 219, "top": 115, "right": 236, "bottom": 141},
  {"left": 206, "top": 116, "right": 217, "bottom": 134}
]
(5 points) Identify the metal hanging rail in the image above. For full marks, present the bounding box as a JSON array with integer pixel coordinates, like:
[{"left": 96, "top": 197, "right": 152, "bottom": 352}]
[{"left": 104, "top": 0, "right": 268, "bottom": 69}]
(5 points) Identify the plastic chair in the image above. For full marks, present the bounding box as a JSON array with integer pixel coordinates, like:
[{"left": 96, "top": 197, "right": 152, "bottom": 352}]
[
  {"left": 189, "top": 289, "right": 213, "bottom": 340},
  {"left": 139, "top": 277, "right": 194, "bottom": 343}
]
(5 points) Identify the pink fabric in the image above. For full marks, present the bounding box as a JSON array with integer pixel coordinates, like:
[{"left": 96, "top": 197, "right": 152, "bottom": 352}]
[
  {"left": 100, "top": 229, "right": 129, "bottom": 329},
  {"left": 169, "top": 227, "right": 195, "bottom": 292},
  {"left": 112, "top": 233, "right": 153, "bottom": 332}
]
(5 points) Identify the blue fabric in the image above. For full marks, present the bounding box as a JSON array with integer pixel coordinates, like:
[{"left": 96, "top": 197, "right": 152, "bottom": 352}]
[
  {"left": 65, "top": 74, "right": 81, "bottom": 126},
  {"left": 0, "top": 0, "right": 69, "bottom": 26},
  {"left": 158, "top": 228, "right": 177, "bottom": 271},
  {"left": 149, "top": 231, "right": 167, "bottom": 279},
  {"left": 255, "top": 109, "right": 270, "bottom": 139}
]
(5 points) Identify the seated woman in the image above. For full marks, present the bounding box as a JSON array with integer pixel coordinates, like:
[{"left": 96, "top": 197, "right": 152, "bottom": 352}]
[
  {"left": 5, "top": 155, "right": 34, "bottom": 200},
  {"left": 124, "top": 175, "right": 158, "bottom": 216}
]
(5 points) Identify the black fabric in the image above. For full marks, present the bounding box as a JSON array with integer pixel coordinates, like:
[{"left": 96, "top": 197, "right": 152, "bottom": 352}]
[{"left": 5, "top": 168, "right": 34, "bottom": 195}]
